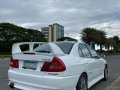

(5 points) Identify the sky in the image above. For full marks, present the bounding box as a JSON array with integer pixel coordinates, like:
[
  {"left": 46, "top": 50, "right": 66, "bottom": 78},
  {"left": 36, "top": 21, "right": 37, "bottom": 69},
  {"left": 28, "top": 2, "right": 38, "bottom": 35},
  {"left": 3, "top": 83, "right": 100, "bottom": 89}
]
[{"left": 0, "top": 0, "right": 120, "bottom": 39}]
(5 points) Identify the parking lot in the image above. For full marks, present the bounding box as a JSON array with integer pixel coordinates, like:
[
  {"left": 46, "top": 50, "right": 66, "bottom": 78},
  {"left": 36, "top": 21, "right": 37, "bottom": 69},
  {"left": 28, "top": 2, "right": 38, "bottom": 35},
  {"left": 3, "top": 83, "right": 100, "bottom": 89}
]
[{"left": 0, "top": 55, "right": 120, "bottom": 90}]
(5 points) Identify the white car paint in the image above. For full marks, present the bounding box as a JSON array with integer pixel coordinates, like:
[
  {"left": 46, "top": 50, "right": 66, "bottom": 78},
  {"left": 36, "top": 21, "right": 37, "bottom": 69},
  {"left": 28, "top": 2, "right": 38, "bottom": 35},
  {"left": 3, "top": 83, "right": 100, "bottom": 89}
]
[{"left": 8, "top": 41, "right": 107, "bottom": 90}]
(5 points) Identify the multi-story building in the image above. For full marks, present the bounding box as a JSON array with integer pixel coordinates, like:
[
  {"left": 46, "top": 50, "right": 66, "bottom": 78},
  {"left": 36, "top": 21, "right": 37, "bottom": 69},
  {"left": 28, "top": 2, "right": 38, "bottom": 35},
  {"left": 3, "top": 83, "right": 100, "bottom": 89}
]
[
  {"left": 41, "top": 23, "right": 64, "bottom": 42},
  {"left": 41, "top": 27, "right": 49, "bottom": 42}
]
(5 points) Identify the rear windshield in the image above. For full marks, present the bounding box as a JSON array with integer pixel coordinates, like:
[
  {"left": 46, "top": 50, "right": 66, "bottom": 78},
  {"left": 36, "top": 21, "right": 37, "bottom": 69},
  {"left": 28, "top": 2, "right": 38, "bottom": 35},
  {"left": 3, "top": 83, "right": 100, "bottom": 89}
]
[
  {"left": 34, "top": 44, "right": 52, "bottom": 53},
  {"left": 55, "top": 42, "right": 74, "bottom": 54}
]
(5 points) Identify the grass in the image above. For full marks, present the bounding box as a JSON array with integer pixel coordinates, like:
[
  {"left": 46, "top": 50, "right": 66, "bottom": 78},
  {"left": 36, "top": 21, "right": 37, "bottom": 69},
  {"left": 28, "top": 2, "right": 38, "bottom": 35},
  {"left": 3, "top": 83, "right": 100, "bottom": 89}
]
[
  {"left": 0, "top": 52, "right": 11, "bottom": 55},
  {"left": 0, "top": 52, "right": 11, "bottom": 58}
]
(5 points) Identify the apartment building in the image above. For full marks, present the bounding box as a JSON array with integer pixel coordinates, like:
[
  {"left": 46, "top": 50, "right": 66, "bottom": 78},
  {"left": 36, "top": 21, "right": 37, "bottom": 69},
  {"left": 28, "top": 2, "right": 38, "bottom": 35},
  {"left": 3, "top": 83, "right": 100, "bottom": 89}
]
[{"left": 41, "top": 23, "right": 64, "bottom": 42}]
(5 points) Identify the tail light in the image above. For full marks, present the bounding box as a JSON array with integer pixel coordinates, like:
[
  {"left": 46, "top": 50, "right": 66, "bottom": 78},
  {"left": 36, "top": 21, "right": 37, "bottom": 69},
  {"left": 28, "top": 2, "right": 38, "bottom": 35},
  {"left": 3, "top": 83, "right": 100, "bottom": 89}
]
[
  {"left": 41, "top": 57, "right": 66, "bottom": 72},
  {"left": 10, "top": 57, "right": 19, "bottom": 68}
]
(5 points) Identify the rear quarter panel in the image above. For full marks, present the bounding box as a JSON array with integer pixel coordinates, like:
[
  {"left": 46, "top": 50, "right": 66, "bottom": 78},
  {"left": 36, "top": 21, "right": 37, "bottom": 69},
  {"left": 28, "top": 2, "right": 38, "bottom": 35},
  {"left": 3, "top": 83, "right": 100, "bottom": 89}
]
[
  {"left": 59, "top": 55, "right": 85, "bottom": 77},
  {"left": 58, "top": 55, "right": 86, "bottom": 89}
]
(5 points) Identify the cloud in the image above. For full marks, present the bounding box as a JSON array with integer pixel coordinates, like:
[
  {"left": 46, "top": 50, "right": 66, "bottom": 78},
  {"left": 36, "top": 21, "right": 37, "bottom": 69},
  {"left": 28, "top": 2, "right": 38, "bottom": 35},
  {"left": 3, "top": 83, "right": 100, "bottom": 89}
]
[
  {"left": 89, "top": 20, "right": 120, "bottom": 37},
  {"left": 0, "top": 0, "right": 120, "bottom": 39}
]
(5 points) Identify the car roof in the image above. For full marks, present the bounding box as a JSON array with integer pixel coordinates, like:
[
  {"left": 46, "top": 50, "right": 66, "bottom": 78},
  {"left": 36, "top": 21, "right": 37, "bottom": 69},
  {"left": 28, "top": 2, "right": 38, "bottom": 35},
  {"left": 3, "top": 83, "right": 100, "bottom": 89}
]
[{"left": 49, "top": 41, "right": 84, "bottom": 44}]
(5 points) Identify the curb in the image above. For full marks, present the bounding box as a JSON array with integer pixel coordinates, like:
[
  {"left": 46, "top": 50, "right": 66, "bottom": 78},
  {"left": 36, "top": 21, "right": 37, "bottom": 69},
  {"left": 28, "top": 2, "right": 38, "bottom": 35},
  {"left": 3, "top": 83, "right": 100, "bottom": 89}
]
[
  {"left": 0, "top": 57, "right": 10, "bottom": 61},
  {"left": 105, "top": 77, "right": 120, "bottom": 90},
  {"left": 0, "top": 55, "right": 11, "bottom": 60}
]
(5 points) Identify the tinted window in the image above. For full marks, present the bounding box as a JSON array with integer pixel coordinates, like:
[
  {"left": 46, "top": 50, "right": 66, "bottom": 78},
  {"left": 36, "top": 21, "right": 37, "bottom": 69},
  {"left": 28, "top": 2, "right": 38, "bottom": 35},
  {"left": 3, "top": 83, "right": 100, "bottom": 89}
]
[
  {"left": 55, "top": 42, "right": 74, "bottom": 54},
  {"left": 79, "top": 44, "right": 91, "bottom": 58},
  {"left": 78, "top": 46, "right": 83, "bottom": 57},
  {"left": 87, "top": 46, "right": 99, "bottom": 58},
  {"left": 34, "top": 44, "right": 52, "bottom": 53},
  {"left": 33, "top": 44, "right": 39, "bottom": 49},
  {"left": 20, "top": 44, "right": 29, "bottom": 51}
]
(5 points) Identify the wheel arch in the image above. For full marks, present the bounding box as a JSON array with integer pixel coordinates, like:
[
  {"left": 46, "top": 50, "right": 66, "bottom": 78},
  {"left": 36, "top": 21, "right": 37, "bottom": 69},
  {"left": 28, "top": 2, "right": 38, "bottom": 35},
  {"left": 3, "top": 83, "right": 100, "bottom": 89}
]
[
  {"left": 81, "top": 72, "right": 88, "bottom": 81},
  {"left": 76, "top": 72, "right": 88, "bottom": 85},
  {"left": 76, "top": 72, "right": 88, "bottom": 89},
  {"left": 105, "top": 64, "right": 108, "bottom": 68}
]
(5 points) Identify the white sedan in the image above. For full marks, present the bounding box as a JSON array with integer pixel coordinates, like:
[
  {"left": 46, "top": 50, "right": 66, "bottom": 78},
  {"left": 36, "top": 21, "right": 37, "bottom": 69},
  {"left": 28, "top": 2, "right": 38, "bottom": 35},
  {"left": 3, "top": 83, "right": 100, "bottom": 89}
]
[{"left": 8, "top": 41, "right": 108, "bottom": 90}]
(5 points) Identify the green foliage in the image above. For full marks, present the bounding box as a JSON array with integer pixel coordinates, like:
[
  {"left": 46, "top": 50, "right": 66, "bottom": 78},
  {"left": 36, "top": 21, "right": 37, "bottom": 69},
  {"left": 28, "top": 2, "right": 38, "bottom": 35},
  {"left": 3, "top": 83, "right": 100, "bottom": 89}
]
[
  {"left": 81, "top": 27, "right": 106, "bottom": 52},
  {"left": 112, "top": 36, "right": 120, "bottom": 52},
  {"left": 81, "top": 27, "right": 120, "bottom": 53},
  {"left": 0, "top": 22, "right": 47, "bottom": 52},
  {"left": 81, "top": 27, "right": 106, "bottom": 44},
  {"left": 105, "top": 37, "right": 114, "bottom": 51},
  {"left": 81, "top": 27, "right": 97, "bottom": 44},
  {"left": 105, "top": 36, "right": 120, "bottom": 53},
  {"left": 57, "top": 37, "right": 77, "bottom": 41}
]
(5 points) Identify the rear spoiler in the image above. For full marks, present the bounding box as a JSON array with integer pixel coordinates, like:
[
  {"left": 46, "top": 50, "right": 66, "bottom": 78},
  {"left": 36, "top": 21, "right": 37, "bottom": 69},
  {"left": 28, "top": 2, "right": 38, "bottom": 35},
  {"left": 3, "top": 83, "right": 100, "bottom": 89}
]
[{"left": 12, "top": 42, "right": 47, "bottom": 55}]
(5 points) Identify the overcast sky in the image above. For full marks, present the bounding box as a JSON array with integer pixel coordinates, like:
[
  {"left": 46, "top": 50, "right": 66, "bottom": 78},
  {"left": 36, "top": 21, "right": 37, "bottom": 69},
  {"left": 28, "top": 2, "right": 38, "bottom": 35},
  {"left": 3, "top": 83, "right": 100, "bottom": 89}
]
[{"left": 0, "top": 0, "right": 120, "bottom": 39}]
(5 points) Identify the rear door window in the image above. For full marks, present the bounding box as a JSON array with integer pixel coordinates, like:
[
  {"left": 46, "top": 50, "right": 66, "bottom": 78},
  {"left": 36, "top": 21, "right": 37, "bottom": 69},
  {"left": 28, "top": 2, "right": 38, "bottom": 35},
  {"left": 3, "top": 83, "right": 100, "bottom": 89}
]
[
  {"left": 78, "top": 45, "right": 83, "bottom": 57},
  {"left": 87, "top": 46, "right": 99, "bottom": 59},
  {"left": 79, "top": 44, "right": 91, "bottom": 58}
]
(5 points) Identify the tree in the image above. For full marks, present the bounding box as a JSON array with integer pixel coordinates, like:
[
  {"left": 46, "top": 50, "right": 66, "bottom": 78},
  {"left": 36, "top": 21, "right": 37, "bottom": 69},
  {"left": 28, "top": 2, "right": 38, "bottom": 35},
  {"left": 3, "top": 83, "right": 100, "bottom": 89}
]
[
  {"left": 95, "top": 30, "right": 106, "bottom": 52},
  {"left": 81, "top": 27, "right": 97, "bottom": 45},
  {"left": 105, "top": 37, "right": 114, "bottom": 51},
  {"left": 0, "top": 22, "right": 47, "bottom": 52},
  {"left": 81, "top": 27, "right": 106, "bottom": 52},
  {"left": 113, "top": 36, "right": 119, "bottom": 52}
]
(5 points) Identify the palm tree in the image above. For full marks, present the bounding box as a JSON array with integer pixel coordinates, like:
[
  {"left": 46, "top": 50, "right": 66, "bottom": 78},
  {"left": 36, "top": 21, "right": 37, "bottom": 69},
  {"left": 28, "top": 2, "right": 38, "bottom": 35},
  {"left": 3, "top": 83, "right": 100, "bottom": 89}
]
[
  {"left": 81, "top": 27, "right": 97, "bottom": 45},
  {"left": 81, "top": 27, "right": 106, "bottom": 52},
  {"left": 113, "top": 36, "right": 119, "bottom": 52},
  {"left": 95, "top": 30, "right": 106, "bottom": 52},
  {"left": 105, "top": 37, "right": 114, "bottom": 51}
]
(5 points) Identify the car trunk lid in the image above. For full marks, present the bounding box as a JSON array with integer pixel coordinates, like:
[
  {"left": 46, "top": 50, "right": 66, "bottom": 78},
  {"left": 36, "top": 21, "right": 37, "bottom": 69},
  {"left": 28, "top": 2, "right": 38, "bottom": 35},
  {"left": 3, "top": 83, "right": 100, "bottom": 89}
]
[{"left": 10, "top": 42, "right": 65, "bottom": 75}]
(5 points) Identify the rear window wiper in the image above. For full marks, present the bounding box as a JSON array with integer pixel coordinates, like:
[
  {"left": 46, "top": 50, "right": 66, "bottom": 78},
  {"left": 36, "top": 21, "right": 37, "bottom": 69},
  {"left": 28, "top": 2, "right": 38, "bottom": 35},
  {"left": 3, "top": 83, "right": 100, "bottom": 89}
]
[{"left": 35, "top": 50, "right": 50, "bottom": 53}]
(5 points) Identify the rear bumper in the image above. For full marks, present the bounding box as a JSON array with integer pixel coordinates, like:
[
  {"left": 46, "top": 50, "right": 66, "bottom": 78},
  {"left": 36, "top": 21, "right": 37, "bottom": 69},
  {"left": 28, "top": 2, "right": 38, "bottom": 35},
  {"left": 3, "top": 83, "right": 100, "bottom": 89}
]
[{"left": 8, "top": 70, "right": 78, "bottom": 90}]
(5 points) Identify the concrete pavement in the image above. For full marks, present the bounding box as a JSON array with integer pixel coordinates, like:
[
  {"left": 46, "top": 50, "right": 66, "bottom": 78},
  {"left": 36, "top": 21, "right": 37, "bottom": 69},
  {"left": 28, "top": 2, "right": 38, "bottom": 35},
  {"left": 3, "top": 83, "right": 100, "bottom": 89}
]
[{"left": 105, "top": 76, "right": 120, "bottom": 90}]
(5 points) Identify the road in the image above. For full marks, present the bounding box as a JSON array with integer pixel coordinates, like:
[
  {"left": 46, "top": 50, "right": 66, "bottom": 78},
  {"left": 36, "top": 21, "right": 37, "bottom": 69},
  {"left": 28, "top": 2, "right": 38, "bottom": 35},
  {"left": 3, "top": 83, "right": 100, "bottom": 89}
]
[
  {"left": 90, "top": 55, "right": 120, "bottom": 90},
  {"left": 0, "top": 55, "right": 120, "bottom": 90}
]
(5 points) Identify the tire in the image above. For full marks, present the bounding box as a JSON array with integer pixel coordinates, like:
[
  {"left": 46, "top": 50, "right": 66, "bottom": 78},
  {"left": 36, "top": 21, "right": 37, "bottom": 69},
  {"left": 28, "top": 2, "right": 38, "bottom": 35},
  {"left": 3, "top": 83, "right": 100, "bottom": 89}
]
[
  {"left": 76, "top": 74, "right": 88, "bottom": 90},
  {"left": 103, "top": 65, "right": 108, "bottom": 81}
]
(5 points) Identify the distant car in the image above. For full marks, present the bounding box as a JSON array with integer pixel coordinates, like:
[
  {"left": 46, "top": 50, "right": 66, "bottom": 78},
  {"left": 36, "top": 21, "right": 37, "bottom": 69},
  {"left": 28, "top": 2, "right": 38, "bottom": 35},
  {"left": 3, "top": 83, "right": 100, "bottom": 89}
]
[{"left": 8, "top": 41, "right": 108, "bottom": 90}]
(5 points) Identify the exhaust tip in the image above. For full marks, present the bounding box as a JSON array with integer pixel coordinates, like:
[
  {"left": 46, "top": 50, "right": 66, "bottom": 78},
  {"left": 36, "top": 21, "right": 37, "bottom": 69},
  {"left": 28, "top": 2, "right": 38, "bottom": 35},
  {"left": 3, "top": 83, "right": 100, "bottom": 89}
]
[{"left": 9, "top": 83, "right": 14, "bottom": 89}]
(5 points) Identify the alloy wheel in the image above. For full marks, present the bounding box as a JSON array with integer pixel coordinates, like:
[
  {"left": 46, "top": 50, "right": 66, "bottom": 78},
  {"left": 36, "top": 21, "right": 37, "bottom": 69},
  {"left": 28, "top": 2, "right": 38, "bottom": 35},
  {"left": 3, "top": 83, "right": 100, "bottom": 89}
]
[{"left": 105, "top": 67, "right": 108, "bottom": 79}]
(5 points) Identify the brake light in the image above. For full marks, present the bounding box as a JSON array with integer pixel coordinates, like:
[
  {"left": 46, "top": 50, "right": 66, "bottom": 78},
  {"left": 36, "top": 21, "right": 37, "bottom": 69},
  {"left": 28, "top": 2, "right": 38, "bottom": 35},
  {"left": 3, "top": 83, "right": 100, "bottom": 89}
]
[
  {"left": 10, "top": 57, "right": 19, "bottom": 68},
  {"left": 41, "top": 57, "right": 66, "bottom": 72}
]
